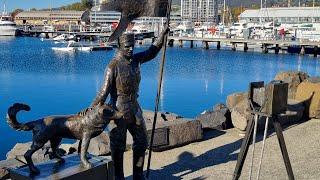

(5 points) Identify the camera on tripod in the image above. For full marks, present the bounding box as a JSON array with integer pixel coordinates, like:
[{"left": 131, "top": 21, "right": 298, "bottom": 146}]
[
  {"left": 249, "top": 80, "right": 288, "bottom": 116},
  {"left": 233, "top": 80, "right": 294, "bottom": 180}
]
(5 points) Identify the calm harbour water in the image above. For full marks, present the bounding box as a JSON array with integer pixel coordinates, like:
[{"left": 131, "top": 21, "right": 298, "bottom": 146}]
[{"left": 0, "top": 37, "right": 320, "bottom": 160}]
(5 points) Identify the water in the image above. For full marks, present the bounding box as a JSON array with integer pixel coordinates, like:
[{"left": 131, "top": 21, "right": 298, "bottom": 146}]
[{"left": 0, "top": 37, "right": 320, "bottom": 160}]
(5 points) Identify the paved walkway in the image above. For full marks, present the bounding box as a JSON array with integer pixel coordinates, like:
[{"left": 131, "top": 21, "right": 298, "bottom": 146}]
[{"left": 123, "top": 119, "right": 320, "bottom": 179}]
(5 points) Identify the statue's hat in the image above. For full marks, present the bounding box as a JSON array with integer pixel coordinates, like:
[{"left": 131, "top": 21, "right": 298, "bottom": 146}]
[{"left": 118, "top": 33, "right": 135, "bottom": 47}]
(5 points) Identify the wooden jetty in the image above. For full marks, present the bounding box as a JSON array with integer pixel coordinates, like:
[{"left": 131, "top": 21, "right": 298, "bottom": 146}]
[{"left": 167, "top": 36, "right": 320, "bottom": 57}]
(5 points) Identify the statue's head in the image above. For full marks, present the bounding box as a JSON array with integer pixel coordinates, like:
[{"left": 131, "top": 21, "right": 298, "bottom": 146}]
[{"left": 118, "top": 33, "right": 135, "bottom": 59}]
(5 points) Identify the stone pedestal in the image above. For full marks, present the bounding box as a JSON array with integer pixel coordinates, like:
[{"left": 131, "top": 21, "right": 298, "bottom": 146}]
[{"left": 9, "top": 154, "right": 114, "bottom": 180}]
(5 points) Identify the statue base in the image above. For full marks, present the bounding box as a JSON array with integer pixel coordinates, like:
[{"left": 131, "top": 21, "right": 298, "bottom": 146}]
[{"left": 9, "top": 154, "right": 114, "bottom": 180}]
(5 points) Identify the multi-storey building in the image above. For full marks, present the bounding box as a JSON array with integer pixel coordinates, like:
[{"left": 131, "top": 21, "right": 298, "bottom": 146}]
[{"left": 181, "top": 0, "right": 218, "bottom": 23}]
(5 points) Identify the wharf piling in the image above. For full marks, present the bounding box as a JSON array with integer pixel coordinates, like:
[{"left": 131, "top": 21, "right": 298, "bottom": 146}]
[
  {"left": 231, "top": 43, "right": 236, "bottom": 51},
  {"left": 178, "top": 40, "right": 183, "bottom": 48},
  {"left": 203, "top": 41, "right": 209, "bottom": 49},
  {"left": 300, "top": 46, "right": 305, "bottom": 55},
  {"left": 190, "top": 40, "right": 194, "bottom": 48},
  {"left": 244, "top": 43, "right": 248, "bottom": 52},
  {"left": 217, "top": 41, "right": 221, "bottom": 50},
  {"left": 275, "top": 44, "right": 280, "bottom": 54}
]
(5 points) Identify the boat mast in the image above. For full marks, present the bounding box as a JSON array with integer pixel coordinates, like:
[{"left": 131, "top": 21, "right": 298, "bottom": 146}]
[
  {"left": 260, "top": 0, "right": 262, "bottom": 24},
  {"left": 222, "top": 0, "right": 226, "bottom": 25}
]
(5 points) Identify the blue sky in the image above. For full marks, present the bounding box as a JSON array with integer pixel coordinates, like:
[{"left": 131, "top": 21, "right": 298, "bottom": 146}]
[{"left": 1, "top": 0, "right": 80, "bottom": 12}]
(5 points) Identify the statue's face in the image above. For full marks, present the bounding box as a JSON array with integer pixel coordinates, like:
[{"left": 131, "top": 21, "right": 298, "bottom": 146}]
[{"left": 120, "top": 42, "right": 134, "bottom": 59}]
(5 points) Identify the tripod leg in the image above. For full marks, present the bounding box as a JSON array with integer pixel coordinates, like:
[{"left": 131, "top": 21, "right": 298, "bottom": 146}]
[
  {"left": 256, "top": 117, "right": 269, "bottom": 180},
  {"left": 232, "top": 117, "right": 255, "bottom": 180},
  {"left": 249, "top": 114, "right": 259, "bottom": 180},
  {"left": 273, "top": 117, "right": 295, "bottom": 180}
]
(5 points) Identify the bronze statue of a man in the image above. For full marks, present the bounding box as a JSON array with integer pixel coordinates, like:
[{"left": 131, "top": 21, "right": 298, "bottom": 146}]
[{"left": 90, "top": 27, "right": 169, "bottom": 180}]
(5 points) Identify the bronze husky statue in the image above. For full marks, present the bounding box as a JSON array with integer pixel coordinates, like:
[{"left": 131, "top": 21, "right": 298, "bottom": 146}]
[{"left": 6, "top": 103, "right": 122, "bottom": 175}]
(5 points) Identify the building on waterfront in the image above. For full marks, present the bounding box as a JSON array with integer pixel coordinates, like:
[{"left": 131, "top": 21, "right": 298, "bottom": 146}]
[
  {"left": 90, "top": 11, "right": 121, "bottom": 25},
  {"left": 239, "top": 7, "right": 320, "bottom": 24},
  {"left": 181, "top": 0, "right": 218, "bottom": 23},
  {"left": 89, "top": 10, "right": 181, "bottom": 25},
  {"left": 15, "top": 10, "right": 90, "bottom": 26}
]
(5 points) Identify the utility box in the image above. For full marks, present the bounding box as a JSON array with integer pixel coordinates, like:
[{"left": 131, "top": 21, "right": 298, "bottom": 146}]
[{"left": 263, "top": 81, "right": 288, "bottom": 116}]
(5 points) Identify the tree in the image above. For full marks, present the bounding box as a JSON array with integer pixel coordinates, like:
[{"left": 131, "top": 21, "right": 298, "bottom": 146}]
[
  {"left": 81, "top": 0, "right": 94, "bottom": 10},
  {"left": 11, "top": 9, "right": 24, "bottom": 18}
]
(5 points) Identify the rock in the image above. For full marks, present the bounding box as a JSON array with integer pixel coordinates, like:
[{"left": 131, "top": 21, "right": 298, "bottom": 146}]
[
  {"left": 0, "top": 159, "right": 25, "bottom": 179},
  {"left": 87, "top": 132, "right": 110, "bottom": 155},
  {"left": 226, "top": 92, "right": 247, "bottom": 110},
  {"left": 143, "top": 110, "right": 183, "bottom": 122},
  {"left": 304, "top": 77, "right": 320, "bottom": 83},
  {"left": 70, "top": 132, "right": 111, "bottom": 156},
  {"left": 295, "top": 81, "right": 320, "bottom": 118},
  {"left": 6, "top": 142, "right": 54, "bottom": 164},
  {"left": 231, "top": 100, "right": 252, "bottom": 131},
  {"left": 274, "top": 71, "right": 309, "bottom": 99},
  {"left": 146, "top": 118, "right": 203, "bottom": 151},
  {"left": 196, "top": 103, "right": 232, "bottom": 130}
]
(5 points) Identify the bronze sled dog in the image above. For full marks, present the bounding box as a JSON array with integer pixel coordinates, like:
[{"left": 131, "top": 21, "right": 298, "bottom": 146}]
[{"left": 6, "top": 103, "right": 122, "bottom": 175}]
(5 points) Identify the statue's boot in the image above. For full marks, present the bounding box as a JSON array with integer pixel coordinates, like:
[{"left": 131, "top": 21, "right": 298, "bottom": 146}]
[
  {"left": 111, "top": 151, "right": 125, "bottom": 180},
  {"left": 133, "top": 152, "right": 145, "bottom": 180}
]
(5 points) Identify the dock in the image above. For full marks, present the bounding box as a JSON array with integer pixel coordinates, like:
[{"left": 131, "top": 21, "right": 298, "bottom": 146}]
[{"left": 167, "top": 36, "right": 320, "bottom": 56}]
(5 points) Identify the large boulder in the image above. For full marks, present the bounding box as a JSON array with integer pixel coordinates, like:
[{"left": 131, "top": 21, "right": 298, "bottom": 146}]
[
  {"left": 226, "top": 92, "right": 247, "bottom": 110},
  {"left": 196, "top": 103, "right": 232, "bottom": 130},
  {"left": 231, "top": 100, "right": 252, "bottom": 131},
  {"left": 274, "top": 71, "right": 309, "bottom": 99},
  {"left": 295, "top": 80, "right": 320, "bottom": 118},
  {"left": 70, "top": 132, "right": 111, "bottom": 156},
  {"left": 145, "top": 118, "right": 203, "bottom": 151}
]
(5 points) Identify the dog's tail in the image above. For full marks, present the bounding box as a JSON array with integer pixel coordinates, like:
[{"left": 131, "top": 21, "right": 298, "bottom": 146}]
[{"left": 6, "top": 103, "right": 33, "bottom": 131}]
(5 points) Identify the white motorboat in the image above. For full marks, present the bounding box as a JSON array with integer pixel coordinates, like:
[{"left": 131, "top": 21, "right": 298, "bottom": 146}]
[
  {"left": 0, "top": 20, "right": 17, "bottom": 36},
  {"left": 53, "top": 34, "right": 76, "bottom": 41},
  {"left": 52, "top": 41, "right": 92, "bottom": 52},
  {"left": 0, "top": 5, "right": 16, "bottom": 36}
]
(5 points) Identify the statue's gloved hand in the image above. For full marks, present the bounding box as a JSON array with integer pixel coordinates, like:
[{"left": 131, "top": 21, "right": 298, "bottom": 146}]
[{"left": 153, "top": 23, "right": 170, "bottom": 48}]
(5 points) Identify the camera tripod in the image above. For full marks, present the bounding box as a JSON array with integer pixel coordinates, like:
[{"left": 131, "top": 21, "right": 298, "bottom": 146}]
[{"left": 232, "top": 82, "right": 295, "bottom": 180}]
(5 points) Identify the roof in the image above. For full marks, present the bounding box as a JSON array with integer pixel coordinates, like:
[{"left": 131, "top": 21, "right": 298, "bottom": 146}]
[
  {"left": 240, "top": 7, "right": 320, "bottom": 18},
  {"left": 15, "top": 10, "right": 86, "bottom": 19}
]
